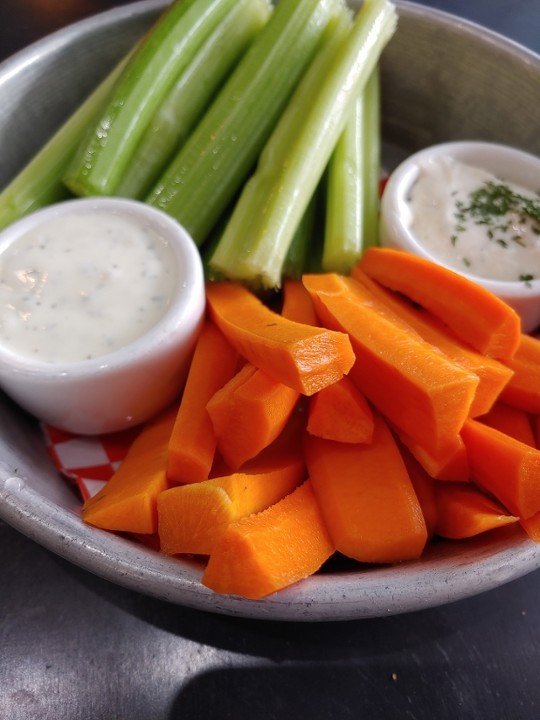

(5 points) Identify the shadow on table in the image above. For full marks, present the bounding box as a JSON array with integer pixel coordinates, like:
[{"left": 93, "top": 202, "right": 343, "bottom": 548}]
[
  {"left": 51, "top": 540, "right": 540, "bottom": 666},
  {"left": 166, "top": 651, "right": 530, "bottom": 720}
]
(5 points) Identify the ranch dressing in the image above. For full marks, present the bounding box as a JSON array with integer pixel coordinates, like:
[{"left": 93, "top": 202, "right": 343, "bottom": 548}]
[
  {"left": 0, "top": 208, "right": 177, "bottom": 363},
  {"left": 405, "top": 155, "right": 540, "bottom": 283}
]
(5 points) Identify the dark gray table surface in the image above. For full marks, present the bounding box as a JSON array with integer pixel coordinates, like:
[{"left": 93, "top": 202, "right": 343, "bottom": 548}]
[{"left": 1, "top": 2, "right": 540, "bottom": 719}]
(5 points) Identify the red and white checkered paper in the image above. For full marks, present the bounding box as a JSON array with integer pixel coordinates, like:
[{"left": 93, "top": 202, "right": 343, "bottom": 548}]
[{"left": 42, "top": 423, "right": 140, "bottom": 501}]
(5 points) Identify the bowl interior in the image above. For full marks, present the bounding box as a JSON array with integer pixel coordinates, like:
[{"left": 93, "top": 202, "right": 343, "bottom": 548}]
[{"left": 1, "top": 0, "right": 540, "bottom": 621}]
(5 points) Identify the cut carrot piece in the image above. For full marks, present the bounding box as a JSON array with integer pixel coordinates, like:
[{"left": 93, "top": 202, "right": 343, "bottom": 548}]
[
  {"left": 532, "top": 415, "right": 540, "bottom": 450},
  {"left": 157, "top": 449, "right": 305, "bottom": 556},
  {"left": 239, "top": 398, "right": 308, "bottom": 469},
  {"left": 304, "top": 409, "right": 428, "bottom": 564},
  {"left": 206, "top": 363, "right": 300, "bottom": 469},
  {"left": 398, "top": 443, "right": 438, "bottom": 539},
  {"left": 434, "top": 482, "right": 518, "bottom": 539},
  {"left": 519, "top": 511, "right": 540, "bottom": 542},
  {"left": 307, "top": 375, "right": 374, "bottom": 444},
  {"left": 479, "top": 400, "right": 535, "bottom": 446},
  {"left": 352, "top": 267, "right": 514, "bottom": 417},
  {"left": 394, "top": 426, "right": 469, "bottom": 482},
  {"left": 202, "top": 480, "right": 335, "bottom": 599},
  {"left": 303, "top": 272, "right": 479, "bottom": 456},
  {"left": 281, "top": 278, "right": 318, "bottom": 325},
  {"left": 357, "top": 247, "right": 521, "bottom": 360},
  {"left": 205, "top": 280, "right": 355, "bottom": 395},
  {"left": 461, "top": 418, "right": 540, "bottom": 518},
  {"left": 167, "top": 320, "right": 238, "bottom": 485},
  {"left": 499, "top": 334, "right": 540, "bottom": 412},
  {"left": 82, "top": 407, "right": 176, "bottom": 534}
]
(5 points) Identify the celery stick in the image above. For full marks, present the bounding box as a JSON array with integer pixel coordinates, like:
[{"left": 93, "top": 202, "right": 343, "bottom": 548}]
[
  {"left": 64, "top": 0, "right": 239, "bottom": 198},
  {"left": 147, "top": 0, "right": 343, "bottom": 245},
  {"left": 210, "top": 0, "right": 397, "bottom": 290},
  {"left": 361, "top": 67, "right": 382, "bottom": 250},
  {"left": 322, "top": 66, "right": 381, "bottom": 273},
  {"left": 0, "top": 51, "right": 133, "bottom": 230},
  {"left": 282, "top": 191, "right": 318, "bottom": 280},
  {"left": 116, "top": 0, "right": 271, "bottom": 200}
]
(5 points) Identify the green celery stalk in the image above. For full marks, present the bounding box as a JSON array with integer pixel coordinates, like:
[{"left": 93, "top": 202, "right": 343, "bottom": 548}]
[
  {"left": 0, "top": 50, "right": 133, "bottom": 230},
  {"left": 209, "top": 0, "right": 397, "bottom": 290},
  {"left": 147, "top": 0, "right": 343, "bottom": 245},
  {"left": 322, "top": 66, "right": 381, "bottom": 273},
  {"left": 64, "top": 0, "right": 240, "bottom": 197},
  {"left": 116, "top": 0, "right": 271, "bottom": 200},
  {"left": 282, "top": 191, "right": 319, "bottom": 280}
]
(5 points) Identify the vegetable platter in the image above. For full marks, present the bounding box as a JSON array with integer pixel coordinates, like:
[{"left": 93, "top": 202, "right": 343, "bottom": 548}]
[{"left": 1, "top": 0, "right": 540, "bottom": 621}]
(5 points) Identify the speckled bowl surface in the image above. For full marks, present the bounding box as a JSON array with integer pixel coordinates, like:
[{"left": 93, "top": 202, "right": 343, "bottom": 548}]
[{"left": 1, "top": 0, "right": 540, "bottom": 622}]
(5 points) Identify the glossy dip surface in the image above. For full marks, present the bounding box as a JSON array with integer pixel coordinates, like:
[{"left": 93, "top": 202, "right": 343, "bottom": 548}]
[
  {"left": 405, "top": 155, "right": 540, "bottom": 284},
  {"left": 0, "top": 205, "right": 177, "bottom": 363}
]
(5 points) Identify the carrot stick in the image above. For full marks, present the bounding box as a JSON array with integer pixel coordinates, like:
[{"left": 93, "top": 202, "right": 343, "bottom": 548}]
[
  {"left": 499, "top": 334, "right": 540, "bottom": 413},
  {"left": 205, "top": 280, "right": 355, "bottom": 395},
  {"left": 281, "top": 278, "right": 318, "bottom": 325},
  {"left": 461, "top": 418, "right": 540, "bottom": 518},
  {"left": 206, "top": 363, "right": 300, "bottom": 469},
  {"left": 352, "top": 267, "right": 514, "bottom": 417},
  {"left": 304, "top": 409, "right": 428, "bottom": 563},
  {"left": 202, "top": 480, "right": 335, "bottom": 599},
  {"left": 479, "top": 400, "right": 536, "bottom": 446},
  {"left": 307, "top": 375, "right": 374, "bottom": 444},
  {"left": 394, "top": 426, "right": 469, "bottom": 482},
  {"left": 167, "top": 320, "right": 239, "bottom": 485},
  {"left": 398, "top": 442, "right": 438, "bottom": 538},
  {"left": 434, "top": 482, "right": 518, "bottom": 539},
  {"left": 158, "top": 447, "right": 305, "bottom": 556},
  {"left": 357, "top": 247, "right": 521, "bottom": 360},
  {"left": 519, "top": 511, "right": 540, "bottom": 542},
  {"left": 82, "top": 407, "right": 177, "bottom": 534},
  {"left": 302, "top": 272, "right": 480, "bottom": 456}
]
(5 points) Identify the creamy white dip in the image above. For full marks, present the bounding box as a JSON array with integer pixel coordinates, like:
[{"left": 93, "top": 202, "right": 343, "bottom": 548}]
[
  {"left": 0, "top": 209, "right": 177, "bottom": 363},
  {"left": 405, "top": 156, "right": 540, "bottom": 283}
]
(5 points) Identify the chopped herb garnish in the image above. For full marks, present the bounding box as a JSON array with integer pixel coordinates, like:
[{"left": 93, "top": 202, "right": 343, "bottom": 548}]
[
  {"left": 451, "top": 180, "right": 540, "bottom": 248},
  {"left": 519, "top": 273, "right": 535, "bottom": 287}
]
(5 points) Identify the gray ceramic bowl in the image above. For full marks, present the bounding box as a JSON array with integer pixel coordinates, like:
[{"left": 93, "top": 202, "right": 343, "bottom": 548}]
[{"left": 1, "top": 0, "right": 540, "bottom": 622}]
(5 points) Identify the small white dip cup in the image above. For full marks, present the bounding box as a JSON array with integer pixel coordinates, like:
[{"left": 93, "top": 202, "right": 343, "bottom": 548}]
[
  {"left": 380, "top": 141, "right": 540, "bottom": 333},
  {"left": 0, "top": 197, "right": 205, "bottom": 434}
]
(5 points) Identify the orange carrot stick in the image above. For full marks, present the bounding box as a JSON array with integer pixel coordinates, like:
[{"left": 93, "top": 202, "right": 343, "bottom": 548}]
[
  {"left": 398, "top": 443, "right": 438, "bottom": 538},
  {"left": 302, "top": 272, "right": 479, "bottom": 456},
  {"left": 82, "top": 407, "right": 177, "bottom": 534},
  {"left": 205, "top": 280, "right": 355, "bottom": 395},
  {"left": 281, "top": 278, "right": 318, "bottom": 325},
  {"left": 167, "top": 320, "right": 238, "bottom": 485},
  {"left": 352, "top": 267, "right": 514, "bottom": 417},
  {"left": 499, "top": 334, "right": 540, "bottom": 412},
  {"left": 479, "top": 400, "right": 536, "bottom": 446},
  {"left": 394, "top": 426, "right": 470, "bottom": 482},
  {"left": 357, "top": 247, "right": 521, "bottom": 360},
  {"left": 307, "top": 375, "right": 374, "bottom": 444},
  {"left": 434, "top": 482, "right": 518, "bottom": 539},
  {"left": 304, "top": 409, "right": 428, "bottom": 564},
  {"left": 206, "top": 363, "right": 300, "bottom": 470},
  {"left": 202, "top": 480, "right": 335, "bottom": 599},
  {"left": 461, "top": 418, "right": 540, "bottom": 518},
  {"left": 519, "top": 511, "right": 540, "bottom": 542},
  {"left": 158, "top": 449, "right": 305, "bottom": 556}
]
